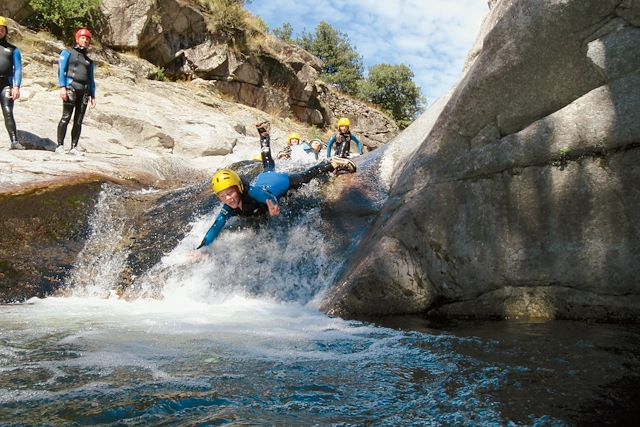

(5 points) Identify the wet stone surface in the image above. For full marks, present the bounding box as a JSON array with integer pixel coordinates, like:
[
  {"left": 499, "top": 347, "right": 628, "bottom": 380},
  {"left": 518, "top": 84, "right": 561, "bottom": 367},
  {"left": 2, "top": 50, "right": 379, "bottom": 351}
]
[{"left": 0, "top": 183, "right": 103, "bottom": 302}]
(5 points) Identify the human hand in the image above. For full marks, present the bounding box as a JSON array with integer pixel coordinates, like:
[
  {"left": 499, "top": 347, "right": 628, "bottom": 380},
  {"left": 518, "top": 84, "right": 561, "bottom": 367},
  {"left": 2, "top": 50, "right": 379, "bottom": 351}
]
[
  {"left": 89, "top": 97, "right": 97, "bottom": 109},
  {"left": 59, "top": 87, "right": 68, "bottom": 101},
  {"left": 11, "top": 87, "right": 20, "bottom": 101},
  {"left": 266, "top": 199, "right": 280, "bottom": 216}
]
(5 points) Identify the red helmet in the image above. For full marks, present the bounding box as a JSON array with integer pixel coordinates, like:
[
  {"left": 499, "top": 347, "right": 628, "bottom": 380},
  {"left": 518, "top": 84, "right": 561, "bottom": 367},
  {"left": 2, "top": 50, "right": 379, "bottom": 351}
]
[{"left": 75, "top": 28, "right": 92, "bottom": 41}]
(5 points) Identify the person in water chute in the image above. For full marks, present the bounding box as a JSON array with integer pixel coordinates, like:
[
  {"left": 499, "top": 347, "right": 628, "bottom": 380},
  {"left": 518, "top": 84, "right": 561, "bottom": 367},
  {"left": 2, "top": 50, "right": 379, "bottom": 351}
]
[
  {"left": 277, "top": 131, "right": 323, "bottom": 163},
  {"left": 326, "top": 117, "right": 363, "bottom": 159},
  {"left": 196, "top": 125, "right": 356, "bottom": 250},
  {"left": 56, "top": 28, "right": 96, "bottom": 155},
  {"left": 0, "top": 16, "right": 24, "bottom": 150}
]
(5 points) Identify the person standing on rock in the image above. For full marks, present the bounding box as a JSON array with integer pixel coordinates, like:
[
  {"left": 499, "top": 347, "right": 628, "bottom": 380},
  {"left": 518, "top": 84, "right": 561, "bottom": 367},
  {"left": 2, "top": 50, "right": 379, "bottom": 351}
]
[
  {"left": 0, "top": 16, "right": 24, "bottom": 150},
  {"left": 56, "top": 28, "right": 96, "bottom": 155},
  {"left": 326, "top": 117, "right": 363, "bottom": 159}
]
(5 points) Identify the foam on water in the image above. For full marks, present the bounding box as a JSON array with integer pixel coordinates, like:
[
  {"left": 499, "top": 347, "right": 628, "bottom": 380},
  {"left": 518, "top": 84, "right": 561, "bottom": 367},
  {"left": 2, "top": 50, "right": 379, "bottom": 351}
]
[{"left": 4, "top": 182, "right": 618, "bottom": 425}]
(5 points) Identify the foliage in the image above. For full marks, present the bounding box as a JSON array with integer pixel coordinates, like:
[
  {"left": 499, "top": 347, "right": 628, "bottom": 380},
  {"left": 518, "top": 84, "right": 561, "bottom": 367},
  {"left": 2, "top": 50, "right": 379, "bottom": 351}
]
[
  {"left": 297, "top": 21, "right": 364, "bottom": 96},
  {"left": 358, "top": 64, "right": 425, "bottom": 128},
  {"left": 152, "top": 66, "right": 166, "bottom": 82},
  {"left": 272, "top": 22, "right": 293, "bottom": 43},
  {"left": 198, "top": 0, "right": 252, "bottom": 39},
  {"left": 27, "top": 0, "right": 101, "bottom": 40}
]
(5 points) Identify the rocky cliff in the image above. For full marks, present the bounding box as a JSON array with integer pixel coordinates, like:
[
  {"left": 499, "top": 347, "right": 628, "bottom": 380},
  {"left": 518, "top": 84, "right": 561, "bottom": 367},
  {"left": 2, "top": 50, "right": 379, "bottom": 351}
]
[
  {"left": 1, "top": 0, "right": 398, "bottom": 150},
  {"left": 322, "top": 0, "right": 640, "bottom": 322}
]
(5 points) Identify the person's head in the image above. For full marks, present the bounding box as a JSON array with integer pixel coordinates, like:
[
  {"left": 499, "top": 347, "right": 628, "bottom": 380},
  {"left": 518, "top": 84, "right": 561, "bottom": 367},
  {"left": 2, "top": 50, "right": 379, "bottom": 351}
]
[
  {"left": 309, "top": 138, "right": 322, "bottom": 153},
  {"left": 75, "top": 28, "right": 92, "bottom": 48},
  {"left": 0, "top": 17, "right": 8, "bottom": 40},
  {"left": 288, "top": 132, "right": 300, "bottom": 145},
  {"left": 211, "top": 169, "right": 243, "bottom": 209},
  {"left": 337, "top": 117, "right": 350, "bottom": 133}
]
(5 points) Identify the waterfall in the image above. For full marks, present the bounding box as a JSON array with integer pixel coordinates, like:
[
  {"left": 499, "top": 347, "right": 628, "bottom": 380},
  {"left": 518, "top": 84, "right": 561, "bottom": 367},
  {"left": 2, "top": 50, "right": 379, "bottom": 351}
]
[{"left": 65, "top": 185, "right": 132, "bottom": 298}]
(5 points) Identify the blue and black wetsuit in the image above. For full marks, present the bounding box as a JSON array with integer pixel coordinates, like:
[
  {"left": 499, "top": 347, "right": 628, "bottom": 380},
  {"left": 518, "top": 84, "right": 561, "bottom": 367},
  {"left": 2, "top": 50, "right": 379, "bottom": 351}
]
[
  {"left": 0, "top": 37, "right": 21, "bottom": 144},
  {"left": 57, "top": 46, "right": 95, "bottom": 148},
  {"left": 326, "top": 131, "right": 363, "bottom": 158},
  {"left": 198, "top": 134, "right": 334, "bottom": 249}
]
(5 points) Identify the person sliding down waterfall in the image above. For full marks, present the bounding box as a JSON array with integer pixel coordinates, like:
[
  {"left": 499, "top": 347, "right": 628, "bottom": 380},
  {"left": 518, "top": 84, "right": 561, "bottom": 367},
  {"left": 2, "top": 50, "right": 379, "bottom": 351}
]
[{"left": 195, "top": 122, "right": 356, "bottom": 250}]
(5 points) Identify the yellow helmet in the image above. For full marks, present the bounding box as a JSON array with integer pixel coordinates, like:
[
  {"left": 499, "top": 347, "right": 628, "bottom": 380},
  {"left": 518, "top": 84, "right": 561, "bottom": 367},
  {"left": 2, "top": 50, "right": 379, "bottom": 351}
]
[
  {"left": 0, "top": 17, "right": 8, "bottom": 28},
  {"left": 337, "top": 117, "right": 350, "bottom": 128},
  {"left": 211, "top": 169, "right": 243, "bottom": 195},
  {"left": 287, "top": 132, "right": 301, "bottom": 145}
]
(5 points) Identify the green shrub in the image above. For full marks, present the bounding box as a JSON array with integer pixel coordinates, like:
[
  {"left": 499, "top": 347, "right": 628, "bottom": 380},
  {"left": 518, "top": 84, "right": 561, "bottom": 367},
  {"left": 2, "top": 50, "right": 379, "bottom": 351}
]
[
  {"left": 152, "top": 66, "right": 166, "bottom": 82},
  {"left": 198, "top": 0, "right": 250, "bottom": 39},
  {"left": 27, "top": 0, "right": 102, "bottom": 40}
]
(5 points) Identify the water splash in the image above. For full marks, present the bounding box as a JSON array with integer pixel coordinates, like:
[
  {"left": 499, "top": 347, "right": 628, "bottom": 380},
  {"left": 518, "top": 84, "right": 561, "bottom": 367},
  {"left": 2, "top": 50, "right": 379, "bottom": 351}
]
[
  {"left": 65, "top": 185, "right": 131, "bottom": 298},
  {"left": 132, "top": 179, "right": 340, "bottom": 306}
]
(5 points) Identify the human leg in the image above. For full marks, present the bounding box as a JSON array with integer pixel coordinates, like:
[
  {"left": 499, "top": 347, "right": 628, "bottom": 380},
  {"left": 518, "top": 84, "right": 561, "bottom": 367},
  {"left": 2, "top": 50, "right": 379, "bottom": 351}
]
[
  {"left": 0, "top": 85, "right": 20, "bottom": 148},
  {"left": 70, "top": 89, "right": 89, "bottom": 148},
  {"left": 57, "top": 88, "right": 76, "bottom": 148},
  {"left": 288, "top": 160, "right": 334, "bottom": 189}
]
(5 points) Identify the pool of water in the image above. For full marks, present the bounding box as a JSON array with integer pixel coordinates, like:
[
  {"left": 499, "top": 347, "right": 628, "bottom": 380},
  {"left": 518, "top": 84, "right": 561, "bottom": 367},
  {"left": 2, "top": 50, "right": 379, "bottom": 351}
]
[{"left": 1, "top": 297, "right": 638, "bottom": 426}]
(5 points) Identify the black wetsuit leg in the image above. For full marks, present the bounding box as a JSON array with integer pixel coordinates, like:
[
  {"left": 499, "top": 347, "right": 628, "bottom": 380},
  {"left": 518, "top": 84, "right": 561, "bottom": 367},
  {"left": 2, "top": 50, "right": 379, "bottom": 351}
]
[
  {"left": 70, "top": 88, "right": 89, "bottom": 148},
  {"left": 57, "top": 86, "right": 88, "bottom": 147},
  {"left": 0, "top": 83, "right": 17, "bottom": 142},
  {"left": 260, "top": 134, "right": 275, "bottom": 171},
  {"left": 288, "top": 160, "right": 333, "bottom": 189}
]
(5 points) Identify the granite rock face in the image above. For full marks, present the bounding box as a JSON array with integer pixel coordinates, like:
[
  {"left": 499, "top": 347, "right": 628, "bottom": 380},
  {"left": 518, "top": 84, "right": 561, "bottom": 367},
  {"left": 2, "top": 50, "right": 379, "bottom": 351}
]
[{"left": 321, "top": 0, "right": 640, "bottom": 322}]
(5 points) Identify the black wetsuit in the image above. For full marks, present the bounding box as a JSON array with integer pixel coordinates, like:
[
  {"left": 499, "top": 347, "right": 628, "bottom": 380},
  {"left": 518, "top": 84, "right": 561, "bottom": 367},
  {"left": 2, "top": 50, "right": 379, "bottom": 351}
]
[
  {"left": 57, "top": 46, "right": 95, "bottom": 148},
  {"left": 0, "top": 38, "right": 21, "bottom": 144}
]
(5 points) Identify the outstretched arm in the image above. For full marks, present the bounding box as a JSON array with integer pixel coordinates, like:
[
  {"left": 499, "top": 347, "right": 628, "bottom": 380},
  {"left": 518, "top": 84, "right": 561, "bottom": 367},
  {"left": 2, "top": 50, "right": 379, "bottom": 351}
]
[
  {"left": 196, "top": 207, "right": 234, "bottom": 249},
  {"left": 351, "top": 134, "right": 364, "bottom": 155}
]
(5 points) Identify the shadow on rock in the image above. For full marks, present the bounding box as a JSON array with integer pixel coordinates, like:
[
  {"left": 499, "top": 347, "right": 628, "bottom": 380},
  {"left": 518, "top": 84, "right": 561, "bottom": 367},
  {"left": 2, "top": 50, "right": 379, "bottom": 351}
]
[{"left": 17, "top": 130, "right": 57, "bottom": 151}]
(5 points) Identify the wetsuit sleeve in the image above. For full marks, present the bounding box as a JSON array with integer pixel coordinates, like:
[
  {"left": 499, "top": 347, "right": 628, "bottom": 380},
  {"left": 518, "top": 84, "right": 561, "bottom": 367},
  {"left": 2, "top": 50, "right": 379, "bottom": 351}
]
[
  {"left": 326, "top": 135, "right": 336, "bottom": 158},
  {"left": 351, "top": 134, "right": 364, "bottom": 154},
  {"left": 12, "top": 49, "right": 22, "bottom": 87},
  {"left": 248, "top": 185, "right": 279, "bottom": 205},
  {"left": 58, "top": 50, "right": 70, "bottom": 88},
  {"left": 89, "top": 62, "right": 96, "bottom": 98},
  {"left": 197, "top": 206, "right": 235, "bottom": 249}
]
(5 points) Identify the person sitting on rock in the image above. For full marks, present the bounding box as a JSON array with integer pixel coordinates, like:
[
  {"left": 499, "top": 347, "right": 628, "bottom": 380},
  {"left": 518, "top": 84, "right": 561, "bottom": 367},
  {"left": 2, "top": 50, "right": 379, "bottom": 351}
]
[
  {"left": 309, "top": 137, "right": 324, "bottom": 160},
  {"left": 56, "top": 28, "right": 96, "bottom": 156},
  {"left": 277, "top": 131, "right": 322, "bottom": 163},
  {"left": 326, "top": 117, "right": 363, "bottom": 159},
  {"left": 0, "top": 16, "right": 24, "bottom": 150},
  {"left": 196, "top": 127, "right": 356, "bottom": 249}
]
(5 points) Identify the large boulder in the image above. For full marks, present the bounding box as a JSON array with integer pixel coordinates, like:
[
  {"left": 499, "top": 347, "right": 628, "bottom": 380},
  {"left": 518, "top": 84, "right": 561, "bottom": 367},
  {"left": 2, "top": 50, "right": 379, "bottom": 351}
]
[
  {"left": 99, "top": 0, "right": 156, "bottom": 49},
  {"left": 321, "top": 0, "right": 640, "bottom": 322},
  {"left": 0, "top": 0, "right": 32, "bottom": 21},
  {"left": 96, "top": 0, "right": 398, "bottom": 141}
]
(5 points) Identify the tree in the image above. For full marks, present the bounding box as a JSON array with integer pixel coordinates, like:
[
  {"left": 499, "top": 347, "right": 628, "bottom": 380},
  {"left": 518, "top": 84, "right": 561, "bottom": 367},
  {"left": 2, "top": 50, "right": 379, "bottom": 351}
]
[
  {"left": 272, "top": 22, "right": 293, "bottom": 43},
  {"left": 297, "top": 21, "right": 363, "bottom": 95},
  {"left": 27, "top": 0, "right": 101, "bottom": 39},
  {"left": 359, "top": 64, "right": 425, "bottom": 128}
]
